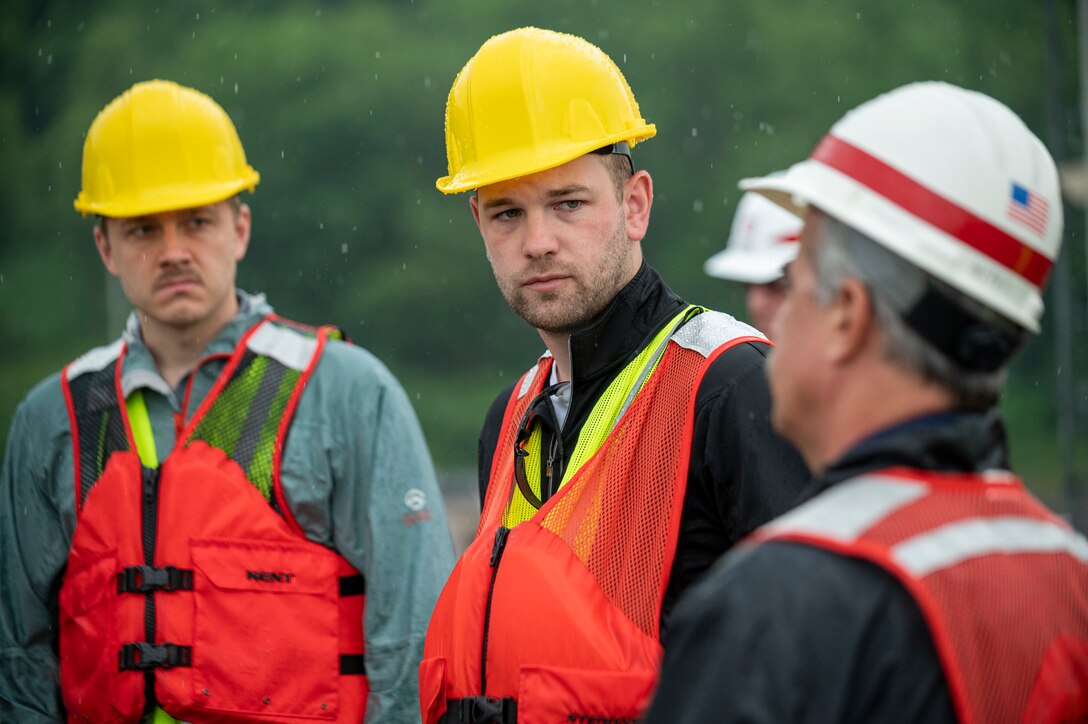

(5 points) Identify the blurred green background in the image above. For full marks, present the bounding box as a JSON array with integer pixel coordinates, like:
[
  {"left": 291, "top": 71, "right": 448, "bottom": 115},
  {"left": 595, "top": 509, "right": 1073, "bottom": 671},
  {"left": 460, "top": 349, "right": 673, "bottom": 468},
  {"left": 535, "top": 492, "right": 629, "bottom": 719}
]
[{"left": 2, "top": 0, "right": 1086, "bottom": 528}]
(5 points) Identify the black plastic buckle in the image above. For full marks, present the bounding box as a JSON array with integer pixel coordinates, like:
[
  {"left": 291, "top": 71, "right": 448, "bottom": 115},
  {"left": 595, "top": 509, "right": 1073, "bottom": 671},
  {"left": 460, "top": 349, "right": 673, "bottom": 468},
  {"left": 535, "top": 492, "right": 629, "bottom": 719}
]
[
  {"left": 117, "top": 565, "right": 193, "bottom": 593},
  {"left": 449, "top": 696, "right": 518, "bottom": 724},
  {"left": 118, "top": 642, "right": 191, "bottom": 671}
]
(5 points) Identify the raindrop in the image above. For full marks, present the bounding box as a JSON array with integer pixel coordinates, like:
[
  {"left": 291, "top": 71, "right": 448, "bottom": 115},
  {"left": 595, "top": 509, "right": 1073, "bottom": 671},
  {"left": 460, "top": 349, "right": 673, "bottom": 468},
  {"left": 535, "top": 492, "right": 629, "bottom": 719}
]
[
  {"left": 402, "top": 263, "right": 407, "bottom": 271},
  {"left": 196, "top": 12, "right": 200, "bottom": 20},
  {"left": 693, "top": 200, "right": 704, "bottom": 213},
  {"left": 315, "top": 9, "right": 322, "bottom": 17},
  {"left": 341, "top": 243, "right": 348, "bottom": 254},
  {"left": 319, "top": 223, "right": 324, "bottom": 230},
  {"left": 281, "top": 150, "right": 285, "bottom": 158},
  {"left": 234, "top": 82, "right": 239, "bottom": 94},
  {"left": 691, "top": 127, "right": 698, "bottom": 138},
  {"left": 375, "top": 51, "right": 382, "bottom": 59},
  {"left": 856, "top": 12, "right": 861, "bottom": 19}
]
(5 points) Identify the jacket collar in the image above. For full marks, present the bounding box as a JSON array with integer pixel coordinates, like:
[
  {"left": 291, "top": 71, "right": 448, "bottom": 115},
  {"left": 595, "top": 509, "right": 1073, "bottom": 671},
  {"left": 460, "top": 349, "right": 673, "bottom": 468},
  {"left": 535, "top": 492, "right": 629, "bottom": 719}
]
[
  {"left": 812, "top": 408, "right": 1013, "bottom": 497},
  {"left": 565, "top": 262, "right": 687, "bottom": 384}
]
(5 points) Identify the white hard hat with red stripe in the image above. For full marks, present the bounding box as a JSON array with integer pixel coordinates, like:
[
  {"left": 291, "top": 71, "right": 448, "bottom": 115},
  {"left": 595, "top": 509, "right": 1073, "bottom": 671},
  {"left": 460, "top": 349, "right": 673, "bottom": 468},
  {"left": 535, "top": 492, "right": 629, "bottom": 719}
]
[
  {"left": 741, "top": 81, "right": 1062, "bottom": 333},
  {"left": 704, "top": 190, "right": 802, "bottom": 284}
]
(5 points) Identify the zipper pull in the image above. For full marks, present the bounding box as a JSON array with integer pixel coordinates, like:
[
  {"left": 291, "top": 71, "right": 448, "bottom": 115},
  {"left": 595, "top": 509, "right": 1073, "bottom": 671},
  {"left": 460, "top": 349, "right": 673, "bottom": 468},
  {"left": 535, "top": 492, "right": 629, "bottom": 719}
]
[
  {"left": 489, "top": 526, "right": 510, "bottom": 567},
  {"left": 142, "top": 466, "right": 159, "bottom": 502}
]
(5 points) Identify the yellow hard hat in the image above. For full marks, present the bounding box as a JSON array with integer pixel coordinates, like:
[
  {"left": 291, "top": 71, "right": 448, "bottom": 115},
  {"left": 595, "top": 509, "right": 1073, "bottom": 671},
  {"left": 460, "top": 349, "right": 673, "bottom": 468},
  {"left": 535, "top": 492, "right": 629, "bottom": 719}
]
[
  {"left": 437, "top": 27, "right": 656, "bottom": 194},
  {"left": 74, "top": 79, "right": 260, "bottom": 217}
]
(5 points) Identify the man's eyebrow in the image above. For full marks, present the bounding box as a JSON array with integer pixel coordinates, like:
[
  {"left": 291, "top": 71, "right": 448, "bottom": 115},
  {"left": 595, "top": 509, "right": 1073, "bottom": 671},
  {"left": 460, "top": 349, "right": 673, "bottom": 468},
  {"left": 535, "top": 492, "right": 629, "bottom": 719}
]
[
  {"left": 480, "top": 196, "right": 516, "bottom": 211},
  {"left": 480, "top": 185, "right": 592, "bottom": 211},
  {"left": 546, "top": 184, "right": 590, "bottom": 198}
]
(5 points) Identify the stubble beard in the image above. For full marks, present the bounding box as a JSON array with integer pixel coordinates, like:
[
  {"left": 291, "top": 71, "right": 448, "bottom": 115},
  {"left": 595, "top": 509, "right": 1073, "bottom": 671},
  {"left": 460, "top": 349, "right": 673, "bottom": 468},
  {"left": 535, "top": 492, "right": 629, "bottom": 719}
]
[{"left": 497, "top": 219, "right": 633, "bottom": 335}]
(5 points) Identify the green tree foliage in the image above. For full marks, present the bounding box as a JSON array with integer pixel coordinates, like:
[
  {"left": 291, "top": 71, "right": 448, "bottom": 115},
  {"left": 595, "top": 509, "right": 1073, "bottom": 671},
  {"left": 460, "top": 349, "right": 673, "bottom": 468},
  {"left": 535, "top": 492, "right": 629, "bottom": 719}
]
[{"left": 1, "top": 0, "right": 1083, "bottom": 507}]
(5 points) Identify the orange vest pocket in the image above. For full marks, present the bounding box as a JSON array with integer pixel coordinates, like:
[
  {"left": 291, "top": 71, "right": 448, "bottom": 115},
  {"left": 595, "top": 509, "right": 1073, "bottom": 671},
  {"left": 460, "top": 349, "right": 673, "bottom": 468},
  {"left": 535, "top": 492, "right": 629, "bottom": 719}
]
[
  {"left": 515, "top": 665, "right": 657, "bottom": 724},
  {"left": 175, "top": 538, "right": 340, "bottom": 720}
]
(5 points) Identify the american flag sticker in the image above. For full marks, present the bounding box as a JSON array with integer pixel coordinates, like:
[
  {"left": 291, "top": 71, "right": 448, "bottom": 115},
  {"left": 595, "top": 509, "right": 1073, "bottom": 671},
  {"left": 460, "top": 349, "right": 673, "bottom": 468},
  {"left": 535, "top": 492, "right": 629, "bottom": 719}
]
[{"left": 1006, "top": 182, "right": 1050, "bottom": 237}]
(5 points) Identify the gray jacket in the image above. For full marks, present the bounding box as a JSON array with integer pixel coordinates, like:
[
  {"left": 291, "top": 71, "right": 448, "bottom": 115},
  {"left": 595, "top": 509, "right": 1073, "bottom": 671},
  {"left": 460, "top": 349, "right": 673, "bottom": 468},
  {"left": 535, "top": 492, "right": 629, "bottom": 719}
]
[{"left": 0, "top": 291, "right": 456, "bottom": 723}]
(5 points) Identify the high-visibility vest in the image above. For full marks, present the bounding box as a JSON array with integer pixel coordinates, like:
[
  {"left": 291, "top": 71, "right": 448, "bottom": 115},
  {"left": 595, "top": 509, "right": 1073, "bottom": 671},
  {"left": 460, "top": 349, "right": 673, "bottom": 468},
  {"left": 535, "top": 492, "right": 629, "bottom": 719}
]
[
  {"left": 420, "top": 310, "right": 767, "bottom": 724},
  {"left": 748, "top": 466, "right": 1088, "bottom": 724},
  {"left": 58, "top": 316, "right": 369, "bottom": 723}
]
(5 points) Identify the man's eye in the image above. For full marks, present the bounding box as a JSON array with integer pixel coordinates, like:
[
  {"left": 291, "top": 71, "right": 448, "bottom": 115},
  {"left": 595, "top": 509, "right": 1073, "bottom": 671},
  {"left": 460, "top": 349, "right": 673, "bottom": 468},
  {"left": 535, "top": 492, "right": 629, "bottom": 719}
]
[
  {"left": 558, "top": 200, "right": 583, "bottom": 211},
  {"left": 494, "top": 209, "right": 520, "bottom": 221}
]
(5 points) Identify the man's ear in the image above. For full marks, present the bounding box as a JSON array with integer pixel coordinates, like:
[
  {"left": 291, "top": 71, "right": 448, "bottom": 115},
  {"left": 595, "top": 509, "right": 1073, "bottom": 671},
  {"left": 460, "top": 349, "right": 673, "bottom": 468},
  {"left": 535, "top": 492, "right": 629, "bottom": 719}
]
[
  {"left": 825, "top": 277, "right": 874, "bottom": 364},
  {"left": 93, "top": 222, "right": 119, "bottom": 277},
  {"left": 470, "top": 194, "right": 481, "bottom": 229},
  {"left": 623, "top": 170, "right": 653, "bottom": 242},
  {"left": 233, "top": 203, "right": 252, "bottom": 262}
]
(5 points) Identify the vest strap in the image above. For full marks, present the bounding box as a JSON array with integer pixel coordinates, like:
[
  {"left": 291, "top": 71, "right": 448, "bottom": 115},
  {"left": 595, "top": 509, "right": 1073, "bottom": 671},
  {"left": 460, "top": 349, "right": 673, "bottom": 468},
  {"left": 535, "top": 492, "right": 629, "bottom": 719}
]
[
  {"left": 117, "top": 565, "right": 194, "bottom": 594},
  {"left": 340, "top": 653, "right": 366, "bottom": 675},
  {"left": 339, "top": 574, "right": 366, "bottom": 596},
  {"left": 445, "top": 696, "right": 518, "bottom": 724},
  {"left": 118, "top": 642, "right": 192, "bottom": 671}
]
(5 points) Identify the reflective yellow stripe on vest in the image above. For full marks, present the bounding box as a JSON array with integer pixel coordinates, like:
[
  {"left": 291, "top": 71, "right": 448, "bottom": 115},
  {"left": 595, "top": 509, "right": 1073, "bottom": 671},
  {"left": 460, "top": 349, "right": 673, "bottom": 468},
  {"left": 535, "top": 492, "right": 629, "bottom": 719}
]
[
  {"left": 124, "top": 391, "right": 185, "bottom": 724},
  {"left": 503, "top": 305, "right": 700, "bottom": 527}
]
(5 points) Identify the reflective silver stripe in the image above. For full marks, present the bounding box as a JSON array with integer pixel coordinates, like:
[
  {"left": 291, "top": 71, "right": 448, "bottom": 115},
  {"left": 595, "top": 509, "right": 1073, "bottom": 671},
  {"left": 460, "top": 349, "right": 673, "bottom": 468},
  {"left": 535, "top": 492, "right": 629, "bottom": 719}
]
[
  {"left": 518, "top": 361, "right": 542, "bottom": 399},
  {"left": 763, "top": 476, "right": 928, "bottom": 542},
  {"left": 65, "top": 339, "right": 125, "bottom": 380},
  {"left": 246, "top": 322, "right": 318, "bottom": 371},
  {"left": 671, "top": 310, "right": 766, "bottom": 357},
  {"left": 893, "top": 516, "right": 1088, "bottom": 577}
]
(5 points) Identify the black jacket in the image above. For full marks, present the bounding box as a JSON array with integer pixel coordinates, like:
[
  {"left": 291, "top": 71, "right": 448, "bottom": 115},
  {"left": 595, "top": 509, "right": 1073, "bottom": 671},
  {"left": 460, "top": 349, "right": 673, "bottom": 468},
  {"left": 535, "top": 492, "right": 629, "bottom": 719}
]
[
  {"left": 477, "top": 262, "right": 809, "bottom": 627},
  {"left": 644, "top": 410, "right": 1012, "bottom": 724}
]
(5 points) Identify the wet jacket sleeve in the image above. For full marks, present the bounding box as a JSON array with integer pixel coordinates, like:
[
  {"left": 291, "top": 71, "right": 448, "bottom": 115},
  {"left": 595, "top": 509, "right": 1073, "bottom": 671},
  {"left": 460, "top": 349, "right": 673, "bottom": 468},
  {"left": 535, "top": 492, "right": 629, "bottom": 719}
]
[
  {"left": 645, "top": 542, "right": 956, "bottom": 724},
  {"left": 0, "top": 377, "right": 72, "bottom": 723},
  {"left": 284, "top": 341, "right": 456, "bottom": 724}
]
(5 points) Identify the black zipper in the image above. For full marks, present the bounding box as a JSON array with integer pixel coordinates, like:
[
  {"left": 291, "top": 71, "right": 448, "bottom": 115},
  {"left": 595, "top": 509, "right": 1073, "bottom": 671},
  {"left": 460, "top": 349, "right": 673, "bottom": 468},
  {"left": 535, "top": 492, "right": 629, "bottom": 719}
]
[
  {"left": 480, "top": 525, "right": 510, "bottom": 694},
  {"left": 141, "top": 465, "right": 161, "bottom": 717}
]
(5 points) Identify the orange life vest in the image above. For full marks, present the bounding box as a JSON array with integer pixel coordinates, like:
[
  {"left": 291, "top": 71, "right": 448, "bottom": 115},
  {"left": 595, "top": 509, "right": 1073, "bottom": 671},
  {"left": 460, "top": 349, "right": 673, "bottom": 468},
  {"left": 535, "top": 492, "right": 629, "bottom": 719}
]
[
  {"left": 58, "top": 317, "right": 369, "bottom": 723},
  {"left": 749, "top": 466, "right": 1088, "bottom": 724},
  {"left": 420, "top": 311, "right": 767, "bottom": 724}
]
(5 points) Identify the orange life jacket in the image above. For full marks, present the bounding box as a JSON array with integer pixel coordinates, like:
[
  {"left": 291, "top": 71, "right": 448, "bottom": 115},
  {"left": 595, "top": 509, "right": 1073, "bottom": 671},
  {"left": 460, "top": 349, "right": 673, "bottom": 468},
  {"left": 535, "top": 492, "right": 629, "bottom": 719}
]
[
  {"left": 58, "top": 316, "right": 369, "bottom": 723},
  {"left": 420, "top": 311, "right": 767, "bottom": 724},
  {"left": 749, "top": 466, "right": 1088, "bottom": 724}
]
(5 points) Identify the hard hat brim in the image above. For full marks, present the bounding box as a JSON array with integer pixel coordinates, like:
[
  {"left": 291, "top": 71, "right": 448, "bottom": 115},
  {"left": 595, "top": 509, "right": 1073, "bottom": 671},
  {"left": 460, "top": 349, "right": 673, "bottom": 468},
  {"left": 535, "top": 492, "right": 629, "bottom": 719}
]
[{"left": 703, "top": 244, "right": 798, "bottom": 284}]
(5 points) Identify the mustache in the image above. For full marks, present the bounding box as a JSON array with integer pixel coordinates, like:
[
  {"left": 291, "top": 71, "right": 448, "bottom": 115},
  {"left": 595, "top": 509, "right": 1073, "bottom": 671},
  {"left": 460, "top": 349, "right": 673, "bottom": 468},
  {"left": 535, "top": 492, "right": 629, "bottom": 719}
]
[{"left": 154, "top": 269, "right": 201, "bottom": 289}]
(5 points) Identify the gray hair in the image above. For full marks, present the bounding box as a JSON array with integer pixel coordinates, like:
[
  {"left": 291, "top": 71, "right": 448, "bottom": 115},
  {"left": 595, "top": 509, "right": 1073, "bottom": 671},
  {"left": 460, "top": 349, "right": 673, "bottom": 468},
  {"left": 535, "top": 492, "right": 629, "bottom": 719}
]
[{"left": 810, "top": 210, "right": 1018, "bottom": 410}]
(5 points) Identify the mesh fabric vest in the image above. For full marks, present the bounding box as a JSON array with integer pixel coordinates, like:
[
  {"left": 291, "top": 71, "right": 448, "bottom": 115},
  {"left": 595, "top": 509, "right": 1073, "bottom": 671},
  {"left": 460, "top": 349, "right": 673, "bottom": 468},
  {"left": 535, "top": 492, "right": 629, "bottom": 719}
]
[
  {"left": 58, "top": 316, "right": 368, "bottom": 723},
  {"left": 421, "top": 311, "right": 767, "bottom": 724},
  {"left": 749, "top": 467, "right": 1088, "bottom": 724}
]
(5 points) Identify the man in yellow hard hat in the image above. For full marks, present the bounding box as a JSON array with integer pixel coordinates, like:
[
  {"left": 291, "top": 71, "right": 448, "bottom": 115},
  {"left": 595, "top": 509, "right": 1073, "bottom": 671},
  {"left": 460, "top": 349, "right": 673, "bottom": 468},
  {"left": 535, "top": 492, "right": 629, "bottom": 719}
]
[
  {"left": 419, "top": 27, "right": 808, "bottom": 724},
  {"left": 645, "top": 82, "right": 1088, "bottom": 723},
  {"left": 0, "top": 79, "right": 455, "bottom": 723}
]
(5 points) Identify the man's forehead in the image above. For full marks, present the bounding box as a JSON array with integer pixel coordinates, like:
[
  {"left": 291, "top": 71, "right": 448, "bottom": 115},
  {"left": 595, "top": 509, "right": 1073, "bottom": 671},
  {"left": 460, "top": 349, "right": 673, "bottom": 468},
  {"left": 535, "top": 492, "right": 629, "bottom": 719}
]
[
  {"left": 112, "top": 203, "right": 224, "bottom": 224},
  {"left": 476, "top": 154, "right": 608, "bottom": 206}
]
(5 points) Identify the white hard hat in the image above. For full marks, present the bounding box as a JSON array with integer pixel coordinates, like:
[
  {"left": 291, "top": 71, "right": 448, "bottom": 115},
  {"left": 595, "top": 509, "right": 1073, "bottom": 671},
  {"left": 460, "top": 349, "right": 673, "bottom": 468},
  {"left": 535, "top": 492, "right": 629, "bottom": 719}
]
[
  {"left": 704, "top": 190, "right": 802, "bottom": 284},
  {"left": 741, "top": 81, "right": 1062, "bottom": 333}
]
